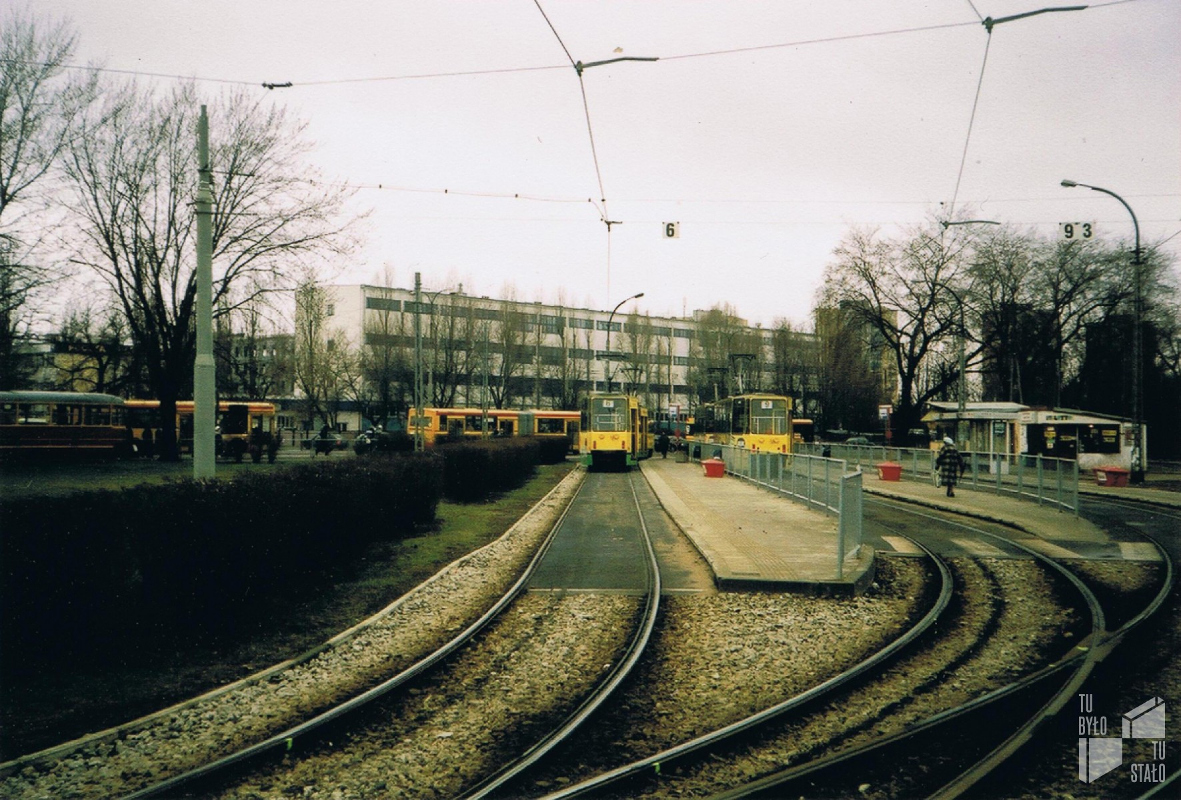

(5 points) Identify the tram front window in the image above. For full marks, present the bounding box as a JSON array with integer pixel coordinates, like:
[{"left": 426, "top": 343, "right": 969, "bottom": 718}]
[
  {"left": 591, "top": 398, "right": 627, "bottom": 432},
  {"left": 750, "top": 399, "right": 788, "bottom": 435}
]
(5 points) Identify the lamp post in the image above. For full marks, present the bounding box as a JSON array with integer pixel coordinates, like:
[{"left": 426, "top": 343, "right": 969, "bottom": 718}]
[
  {"left": 1061, "top": 180, "right": 1145, "bottom": 483},
  {"left": 605, "top": 292, "right": 644, "bottom": 392}
]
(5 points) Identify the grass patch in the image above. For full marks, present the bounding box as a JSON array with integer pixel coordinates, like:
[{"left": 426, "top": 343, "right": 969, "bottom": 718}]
[{"left": 380, "top": 461, "right": 575, "bottom": 593}]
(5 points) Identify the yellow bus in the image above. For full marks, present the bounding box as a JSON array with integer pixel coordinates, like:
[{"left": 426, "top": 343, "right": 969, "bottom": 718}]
[{"left": 125, "top": 399, "right": 278, "bottom": 462}]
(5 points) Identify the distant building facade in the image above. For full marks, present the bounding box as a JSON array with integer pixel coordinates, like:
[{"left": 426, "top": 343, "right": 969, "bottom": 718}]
[{"left": 292, "top": 283, "right": 817, "bottom": 433}]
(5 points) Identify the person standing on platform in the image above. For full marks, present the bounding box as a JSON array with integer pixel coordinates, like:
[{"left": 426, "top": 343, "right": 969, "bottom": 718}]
[
  {"left": 935, "top": 436, "right": 965, "bottom": 497},
  {"left": 656, "top": 431, "right": 670, "bottom": 459}
]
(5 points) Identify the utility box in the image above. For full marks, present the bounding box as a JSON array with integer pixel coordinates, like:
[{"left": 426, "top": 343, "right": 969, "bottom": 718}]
[
  {"left": 703, "top": 458, "right": 725, "bottom": 478},
  {"left": 876, "top": 462, "right": 902, "bottom": 481},
  {"left": 1095, "top": 466, "right": 1130, "bottom": 487}
]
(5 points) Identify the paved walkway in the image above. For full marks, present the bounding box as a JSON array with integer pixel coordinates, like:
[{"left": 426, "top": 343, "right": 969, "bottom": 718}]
[
  {"left": 640, "top": 457, "right": 875, "bottom": 595},
  {"left": 1078, "top": 481, "right": 1181, "bottom": 509},
  {"left": 639, "top": 456, "right": 1175, "bottom": 594},
  {"left": 862, "top": 473, "right": 1171, "bottom": 562}
]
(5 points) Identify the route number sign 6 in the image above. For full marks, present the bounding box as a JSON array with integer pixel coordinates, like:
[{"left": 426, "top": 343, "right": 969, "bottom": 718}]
[
  {"left": 1060, "top": 222, "right": 1095, "bottom": 241},
  {"left": 664, "top": 222, "right": 680, "bottom": 239}
]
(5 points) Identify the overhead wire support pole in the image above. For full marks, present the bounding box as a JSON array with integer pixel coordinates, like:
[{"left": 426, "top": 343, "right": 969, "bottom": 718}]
[
  {"left": 193, "top": 105, "right": 216, "bottom": 480},
  {"left": 948, "top": 4, "right": 1088, "bottom": 219},
  {"left": 982, "top": 6, "right": 1088, "bottom": 33},
  {"left": 574, "top": 56, "right": 659, "bottom": 76},
  {"left": 413, "top": 272, "right": 424, "bottom": 452}
]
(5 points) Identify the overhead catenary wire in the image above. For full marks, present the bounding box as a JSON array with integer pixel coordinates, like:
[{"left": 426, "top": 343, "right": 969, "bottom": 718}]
[
  {"left": 531, "top": 0, "right": 632, "bottom": 301},
  {"left": 945, "top": 29, "right": 993, "bottom": 220},
  {"left": 0, "top": 13, "right": 1015, "bottom": 88},
  {"left": 9, "top": 1, "right": 1156, "bottom": 89}
]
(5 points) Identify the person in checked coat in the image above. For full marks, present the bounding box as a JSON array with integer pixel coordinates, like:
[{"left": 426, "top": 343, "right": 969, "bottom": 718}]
[{"left": 935, "top": 436, "right": 965, "bottom": 497}]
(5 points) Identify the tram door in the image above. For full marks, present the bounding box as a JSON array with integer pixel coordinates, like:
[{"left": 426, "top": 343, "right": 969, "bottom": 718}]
[{"left": 630, "top": 404, "right": 639, "bottom": 459}]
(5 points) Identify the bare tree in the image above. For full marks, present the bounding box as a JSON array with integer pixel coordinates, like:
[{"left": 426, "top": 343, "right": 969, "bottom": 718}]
[
  {"left": 427, "top": 293, "right": 477, "bottom": 408},
  {"left": 770, "top": 319, "right": 820, "bottom": 419},
  {"left": 359, "top": 288, "right": 411, "bottom": 427},
  {"left": 63, "top": 82, "right": 356, "bottom": 458},
  {"left": 0, "top": 10, "right": 97, "bottom": 387},
  {"left": 55, "top": 301, "right": 132, "bottom": 394},
  {"left": 821, "top": 220, "right": 985, "bottom": 441},
  {"left": 622, "top": 311, "right": 655, "bottom": 403},
  {"left": 293, "top": 281, "right": 355, "bottom": 430},
  {"left": 687, "top": 304, "right": 748, "bottom": 404},
  {"left": 812, "top": 306, "right": 880, "bottom": 434},
  {"left": 488, "top": 291, "right": 527, "bottom": 409},
  {"left": 214, "top": 300, "right": 291, "bottom": 400}
]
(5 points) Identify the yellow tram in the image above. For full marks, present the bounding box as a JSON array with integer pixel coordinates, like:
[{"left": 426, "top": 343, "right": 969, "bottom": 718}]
[
  {"left": 692, "top": 393, "right": 793, "bottom": 454},
  {"left": 406, "top": 407, "right": 580, "bottom": 452},
  {"left": 580, "top": 393, "right": 651, "bottom": 470}
]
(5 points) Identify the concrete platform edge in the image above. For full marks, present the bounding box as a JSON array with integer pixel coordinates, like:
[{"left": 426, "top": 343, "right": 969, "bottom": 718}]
[{"left": 641, "top": 462, "right": 877, "bottom": 596}]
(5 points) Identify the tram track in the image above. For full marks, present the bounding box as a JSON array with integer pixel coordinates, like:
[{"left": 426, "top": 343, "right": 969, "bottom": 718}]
[
  {"left": 1, "top": 470, "right": 589, "bottom": 800},
  {"left": 511, "top": 497, "right": 1154, "bottom": 799},
  {"left": 701, "top": 498, "right": 1174, "bottom": 799},
  {"left": 6, "top": 466, "right": 1173, "bottom": 799},
  {"left": 183, "top": 470, "right": 660, "bottom": 799}
]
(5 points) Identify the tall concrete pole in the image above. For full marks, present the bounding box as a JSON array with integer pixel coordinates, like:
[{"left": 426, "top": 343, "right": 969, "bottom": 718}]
[
  {"left": 193, "top": 105, "right": 216, "bottom": 479},
  {"left": 413, "top": 272, "right": 424, "bottom": 451}
]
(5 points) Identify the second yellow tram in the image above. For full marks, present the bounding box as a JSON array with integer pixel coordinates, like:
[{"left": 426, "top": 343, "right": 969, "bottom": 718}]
[{"left": 692, "top": 393, "right": 793, "bottom": 454}]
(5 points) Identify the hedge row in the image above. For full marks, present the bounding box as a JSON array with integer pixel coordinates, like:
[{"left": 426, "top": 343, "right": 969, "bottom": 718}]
[
  {"left": 436, "top": 437, "right": 542, "bottom": 502},
  {"left": 1, "top": 453, "right": 443, "bottom": 670}
]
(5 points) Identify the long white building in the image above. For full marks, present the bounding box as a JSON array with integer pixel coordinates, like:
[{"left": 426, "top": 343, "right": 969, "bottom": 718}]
[{"left": 323, "top": 283, "right": 700, "bottom": 406}]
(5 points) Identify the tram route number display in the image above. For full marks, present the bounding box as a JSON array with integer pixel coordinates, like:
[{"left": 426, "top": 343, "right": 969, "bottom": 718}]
[
  {"left": 663, "top": 221, "right": 680, "bottom": 239},
  {"left": 1060, "top": 221, "right": 1095, "bottom": 240}
]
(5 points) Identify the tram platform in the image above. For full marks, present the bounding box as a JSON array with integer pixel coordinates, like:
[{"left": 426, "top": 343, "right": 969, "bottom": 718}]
[
  {"left": 861, "top": 472, "right": 1170, "bottom": 562},
  {"left": 639, "top": 457, "right": 876, "bottom": 595}
]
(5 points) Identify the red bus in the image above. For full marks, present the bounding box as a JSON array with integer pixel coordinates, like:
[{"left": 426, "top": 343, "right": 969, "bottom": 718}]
[{"left": 0, "top": 391, "right": 130, "bottom": 456}]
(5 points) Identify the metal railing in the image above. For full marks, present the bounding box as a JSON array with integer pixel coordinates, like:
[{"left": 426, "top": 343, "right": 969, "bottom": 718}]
[
  {"left": 796, "top": 443, "right": 1079, "bottom": 516},
  {"left": 689, "top": 443, "right": 864, "bottom": 578}
]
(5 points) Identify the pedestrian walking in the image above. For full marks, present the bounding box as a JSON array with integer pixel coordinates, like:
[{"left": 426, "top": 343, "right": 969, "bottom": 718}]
[
  {"left": 935, "top": 436, "right": 965, "bottom": 497},
  {"left": 656, "top": 432, "right": 670, "bottom": 459}
]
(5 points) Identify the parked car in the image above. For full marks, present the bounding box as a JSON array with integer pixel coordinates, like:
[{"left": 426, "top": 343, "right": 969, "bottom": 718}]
[
  {"left": 301, "top": 432, "right": 345, "bottom": 455},
  {"left": 845, "top": 436, "right": 871, "bottom": 446},
  {"left": 354, "top": 428, "right": 413, "bottom": 455}
]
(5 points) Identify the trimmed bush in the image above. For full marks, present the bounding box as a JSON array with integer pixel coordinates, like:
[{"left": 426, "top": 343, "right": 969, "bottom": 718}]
[
  {"left": 437, "top": 437, "right": 540, "bottom": 502},
  {"left": 0, "top": 453, "right": 443, "bottom": 671},
  {"left": 536, "top": 437, "right": 571, "bottom": 465}
]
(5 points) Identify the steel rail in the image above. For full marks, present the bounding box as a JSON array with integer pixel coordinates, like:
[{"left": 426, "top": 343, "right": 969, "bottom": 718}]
[
  {"left": 124, "top": 473, "right": 590, "bottom": 799},
  {"left": 539, "top": 532, "right": 954, "bottom": 800},
  {"left": 457, "top": 470, "right": 663, "bottom": 799},
  {"left": 923, "top": 511, "right": 1170, "bottom": 799},
  {"left": 714, "top": 500, "right": 1172, "bottom": 799},
  {"left": 1081, "top": 493, "right": 1181, "bottom": 523}
]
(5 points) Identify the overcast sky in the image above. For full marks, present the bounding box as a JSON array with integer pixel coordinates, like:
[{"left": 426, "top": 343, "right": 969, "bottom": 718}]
[{"left": 34, "top": 0, "right": 1181, "bottom": 327}]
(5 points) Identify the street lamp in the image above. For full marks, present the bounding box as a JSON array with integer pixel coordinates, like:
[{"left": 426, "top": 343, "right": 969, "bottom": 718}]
[
  {"left": 1061, "top": 179, "right": 1145, "bottom": 483},
  {"left": 605, "top": 292, "right": 644, "bottom": 392},
  {"left": 941, "top": 219, "right": 1001, "bottom": 229}
]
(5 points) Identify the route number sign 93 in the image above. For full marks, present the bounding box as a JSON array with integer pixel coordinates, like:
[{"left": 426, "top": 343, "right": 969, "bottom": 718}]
[{"left": 1060, "top": 222, "right": 1095, "bottom": 241}]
